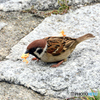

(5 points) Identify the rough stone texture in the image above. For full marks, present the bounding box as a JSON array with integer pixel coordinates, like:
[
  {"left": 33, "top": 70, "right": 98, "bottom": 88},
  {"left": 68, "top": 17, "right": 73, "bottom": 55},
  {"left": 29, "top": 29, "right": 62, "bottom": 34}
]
[
  {"left": 0, "top": 82, "right": 42, "bottom": 100},
  {"left": 0, "top": 11, "right": 43, "bottom": 61},
  {"left": 0, "top": 4, "right": 100, "bottom": 99},
  {"left": 0, "top": 0, "right": 100, "bottom": 11},
  {"left": 0, "top": 11, "right": 59, "bottom": 100},
  {"left": 0, "top": 22, "right": 7, "bottom": 30},
  {"left": 0, "top": 22, "right": 7, "bottom": 60},
  {"left": 0, "top": 0, "right": 31, "bottom": 11},
  {"left": 0, "top": 82, "right": 61, "bottom": 100},
  {"left": 31, "top": 0, "right": 59, "bottom": 10}
]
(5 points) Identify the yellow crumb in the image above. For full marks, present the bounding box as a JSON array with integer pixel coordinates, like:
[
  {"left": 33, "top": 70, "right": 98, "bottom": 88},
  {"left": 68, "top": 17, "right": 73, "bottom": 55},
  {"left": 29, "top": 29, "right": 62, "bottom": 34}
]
[
  {"left": 21, "top": 53, "right": 29, "bottom": 64},
  {"left": 59, "top": 30, "right": 66, "bottom": 36},
  {"left": 23, "top": 59, "right": 28, "bottom": 64}
]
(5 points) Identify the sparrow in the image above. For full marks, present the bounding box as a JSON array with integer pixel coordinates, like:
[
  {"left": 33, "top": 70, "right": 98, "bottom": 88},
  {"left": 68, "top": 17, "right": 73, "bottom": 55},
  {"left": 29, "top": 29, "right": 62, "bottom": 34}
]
[{"left": 23, "top": 33, "right": 95, "bottom": 67}]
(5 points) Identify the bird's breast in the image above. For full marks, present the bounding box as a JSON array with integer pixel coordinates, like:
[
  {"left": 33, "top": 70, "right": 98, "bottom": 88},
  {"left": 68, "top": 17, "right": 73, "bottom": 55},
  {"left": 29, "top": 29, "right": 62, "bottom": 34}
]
[{"left": 41, "top": 50, "right": 71, "bottom": 62}]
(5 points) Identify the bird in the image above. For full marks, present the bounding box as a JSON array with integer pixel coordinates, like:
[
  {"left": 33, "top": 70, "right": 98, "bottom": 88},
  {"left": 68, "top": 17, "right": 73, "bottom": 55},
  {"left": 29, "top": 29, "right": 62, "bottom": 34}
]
[{"left": 23, "top": 33, "right": 95, "bottom": 67}]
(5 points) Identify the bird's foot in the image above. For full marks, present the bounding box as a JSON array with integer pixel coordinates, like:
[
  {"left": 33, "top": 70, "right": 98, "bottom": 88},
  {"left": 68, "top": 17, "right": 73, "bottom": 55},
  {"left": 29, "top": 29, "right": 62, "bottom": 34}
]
[
  {"left": 50, "top": 60, "right": 64, "bottom": 68},
  {"left": 32, "top": 57, "right": 39, "bottom": 61},
  {"left": 63, "top": 58, "right": 67, "bottom": 62}
]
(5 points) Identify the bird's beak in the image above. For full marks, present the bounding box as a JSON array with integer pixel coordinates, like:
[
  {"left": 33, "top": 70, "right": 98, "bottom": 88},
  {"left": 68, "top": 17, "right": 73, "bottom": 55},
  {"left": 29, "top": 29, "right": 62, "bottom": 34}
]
[{"left": 25, "top": 50, "right": 29, "bottom": 54}]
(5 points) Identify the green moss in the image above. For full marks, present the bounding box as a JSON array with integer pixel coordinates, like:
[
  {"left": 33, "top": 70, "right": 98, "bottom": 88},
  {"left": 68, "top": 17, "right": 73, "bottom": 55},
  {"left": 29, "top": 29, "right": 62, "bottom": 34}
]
[{"left": 21, "top": 0, "right": 70, "bottom": 17}]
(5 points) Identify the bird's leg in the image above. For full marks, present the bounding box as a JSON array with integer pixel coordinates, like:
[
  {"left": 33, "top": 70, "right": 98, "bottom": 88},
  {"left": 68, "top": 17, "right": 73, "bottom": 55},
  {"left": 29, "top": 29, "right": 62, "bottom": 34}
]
[
  {"left": 50, "top": 60, "right": 64, "bottom": 67},
  {"left": 50, "top": 59, "right": 67, "bottom": 68},
  {"left": 32, "top": 57, "right": 39, "bottom": 61}
]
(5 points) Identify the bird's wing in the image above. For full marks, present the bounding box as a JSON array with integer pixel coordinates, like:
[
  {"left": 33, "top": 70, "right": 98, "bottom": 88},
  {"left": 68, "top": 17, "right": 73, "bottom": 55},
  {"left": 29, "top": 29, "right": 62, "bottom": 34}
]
[{"left": 44, "top": 37, "right": 76, "bottom": 56}]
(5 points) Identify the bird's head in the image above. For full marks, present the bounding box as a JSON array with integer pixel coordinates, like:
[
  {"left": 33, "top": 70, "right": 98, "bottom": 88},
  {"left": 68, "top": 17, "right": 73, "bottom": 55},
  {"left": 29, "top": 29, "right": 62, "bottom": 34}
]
[{"left": 25, "top": 39, "right": 47, "bottom": 59}]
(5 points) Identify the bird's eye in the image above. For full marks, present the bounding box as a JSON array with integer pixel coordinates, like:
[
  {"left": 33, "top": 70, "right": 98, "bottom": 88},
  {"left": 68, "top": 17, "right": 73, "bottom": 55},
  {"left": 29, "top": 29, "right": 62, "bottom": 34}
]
[{"left": 37, "top": 48, "right": 43, "bottom": 54}]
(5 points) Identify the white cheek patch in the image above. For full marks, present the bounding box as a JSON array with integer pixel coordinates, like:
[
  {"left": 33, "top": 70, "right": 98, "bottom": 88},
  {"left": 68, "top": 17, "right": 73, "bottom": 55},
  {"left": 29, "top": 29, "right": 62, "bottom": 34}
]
[{"left": 34, "top": 44, "right": 47, "bottom": 58}]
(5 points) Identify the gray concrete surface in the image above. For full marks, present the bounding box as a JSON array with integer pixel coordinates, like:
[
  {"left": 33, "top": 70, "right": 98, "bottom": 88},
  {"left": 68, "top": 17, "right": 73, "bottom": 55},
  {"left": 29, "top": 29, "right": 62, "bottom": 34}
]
[{"left": 0, "top": 0, "right": 100, "bottom": 11}]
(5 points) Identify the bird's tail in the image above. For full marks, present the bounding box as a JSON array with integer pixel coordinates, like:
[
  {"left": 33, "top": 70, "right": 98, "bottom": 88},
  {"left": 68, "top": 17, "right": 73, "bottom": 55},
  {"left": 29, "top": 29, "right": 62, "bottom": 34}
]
[{"left": 76, "top": 33, "right": 95, "bottom": 43}]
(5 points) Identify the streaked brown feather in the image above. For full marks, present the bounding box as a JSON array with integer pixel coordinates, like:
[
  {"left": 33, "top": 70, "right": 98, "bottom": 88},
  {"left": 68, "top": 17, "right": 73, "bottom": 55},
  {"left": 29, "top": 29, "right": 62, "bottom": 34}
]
[{"left": 44, "top": 37, "right": 77, "bottom": 56}]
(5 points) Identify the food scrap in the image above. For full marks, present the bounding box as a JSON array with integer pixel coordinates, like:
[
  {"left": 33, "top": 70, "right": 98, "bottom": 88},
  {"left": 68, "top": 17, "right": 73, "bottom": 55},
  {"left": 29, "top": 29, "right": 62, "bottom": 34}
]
[
  {"left": 21, "top": 53, "right": 29, "bottom": 64},
  {"left": 59, "top": 30, "right": 66, "bottom": 36}
]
